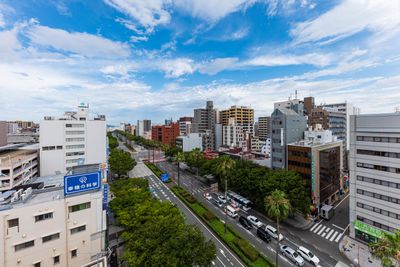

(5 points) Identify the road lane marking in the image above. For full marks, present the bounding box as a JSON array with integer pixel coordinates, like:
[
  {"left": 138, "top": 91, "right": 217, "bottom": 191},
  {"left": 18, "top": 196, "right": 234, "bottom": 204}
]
[
  {"left": 332, "top": 224, "right": 345, "bottom": 231},
  {"left": 329, "top": 231, "right": 339, "bottom": 242},
  {"left": 334, "top": 193, "right": 349, "bottom": 209},
  {"left": 335, "top": 233, "right": 343, "bottom": 243},
  {"left": 313, "top": 224, "right": 323, "bottom": 233},
  {"left": 317, "top": 226, "right": 326, "bottom": 235},
  {"left": 325, "top": 229, "right": 335, "bottom": 239},
  {"left": 217, "top": 257, "right": 226, "bottom": 267}
]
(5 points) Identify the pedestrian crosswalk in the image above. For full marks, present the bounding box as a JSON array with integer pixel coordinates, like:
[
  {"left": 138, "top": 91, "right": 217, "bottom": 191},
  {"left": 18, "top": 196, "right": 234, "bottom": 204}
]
[{"left": 309, "top": 222, "right": 344, "bottom": 243}]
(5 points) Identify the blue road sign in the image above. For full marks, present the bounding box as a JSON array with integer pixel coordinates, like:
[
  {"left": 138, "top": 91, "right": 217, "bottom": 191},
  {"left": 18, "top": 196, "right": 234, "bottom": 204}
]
[
  {"left": 64, "top": 171, "right": 101, "bottom": 196},
  {"left": 103, "top": 184, "right": 108, "bottom": 210},
  {"left": 161, "top": 173, "right": 170, "bottom": 182}
]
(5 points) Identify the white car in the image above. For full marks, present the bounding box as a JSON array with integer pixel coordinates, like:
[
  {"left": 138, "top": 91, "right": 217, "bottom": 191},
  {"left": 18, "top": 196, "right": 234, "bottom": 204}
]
[
  {"left": 297, "top": 246, "right": 320, "bottom": 266},
  {"left": 218, "top": 195, "right": 227, "bottom": 203},
  {"left": 205, "top": 193, "right": 212, "bottom": 200},
  {"left": 247, "top": 215, "right": 263, "bottom": 228},
  {"left": 265, "top": 225, "right": 284, "bottom": 241},
  {"left": 280, "top": 245, "right": 305, "bottom": 266}
]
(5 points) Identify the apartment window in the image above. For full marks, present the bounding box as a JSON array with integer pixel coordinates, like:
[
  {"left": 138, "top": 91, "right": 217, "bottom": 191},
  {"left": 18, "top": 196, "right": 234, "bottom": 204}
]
[
  {"left": 357, "top": 162, "right": 400, "bottom": 174},
  {"left": 71, "top": 249, "right": 77, "bottom": 258},
  {"left": 66, "top": 159, "right": 80, "bottom": 164},
  {"left": 8, "top": 218, "right": 19, "bottom": 228},
  {"left": 42, "top": 146, "right": 55, "bottom": 151},
  {"left": 35, "top": 212, "right": 53, "bottom": 222},
  {"left": 69, "top": 202, "right": 91, "bottom": 213},
  {"left": 42, "top": 233, "right": 60, "bottom": 243},
  {"left": 357, "top": 136, "right": 400, "bottom": 143},
  {"left": 66, "top": 137, "right": 85, "bottom": 142},
  {"left": 15, "top": 240, "right": 34, "bottom": 251},
  {"left": 70, "top": 225, "right": 86, "bottom": 235},
  {"left": 56, "top": 146, "right": 63, "bottom": 150},
  {"left": 66, "top": 151, "right": 85, "bottom": 157},
  {"left": 66, "top": 123, "right": 84, "bottom": 128},
  {"left": 357, "top": 149, "right": 400, "bottom": 159},
  {"left": 66, "top": 144, "right": 85, "bottom": 150},
  {"left": 33, "top": 262, "right": 41, "bottom": 267},
  {"left": 53, "top": 255, "right": 60, "bottom": 265},
  {"left": 65, "top": 131, "right": 84, "bottom": 135}
]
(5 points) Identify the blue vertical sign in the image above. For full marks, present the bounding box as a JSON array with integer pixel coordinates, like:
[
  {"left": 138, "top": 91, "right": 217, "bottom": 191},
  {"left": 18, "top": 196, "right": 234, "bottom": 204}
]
[
  {"left": 102, "top": 184, "right": 108, "bottom": 210},
  {"left": 161, "top": 173, "right": 170, "bottom": 182},
  {"left": 64, "top": 172, "right": 101, "bottom": 196}
]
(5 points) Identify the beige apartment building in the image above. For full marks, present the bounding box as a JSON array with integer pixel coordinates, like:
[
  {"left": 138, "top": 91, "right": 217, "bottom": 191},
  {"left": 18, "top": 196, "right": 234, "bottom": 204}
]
[
  {"left": 219, "top": 106, "right": 254, "bottom": 134},
  {"left": 0, "top": 171, "right": 106, "bottom": 267},
  {"left": 0, "top": 145, "right": 39, "bottom": 193}
]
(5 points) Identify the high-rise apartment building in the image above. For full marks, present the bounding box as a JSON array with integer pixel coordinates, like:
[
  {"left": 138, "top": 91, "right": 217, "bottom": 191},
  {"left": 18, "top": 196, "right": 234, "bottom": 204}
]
[
  {"left": 349, "top": 113, "right": 400, "bottom": 243},
  {"left": 192, "top": 101, "right": 217, "bottom": 150},
  {"left": 274, "top": 99, "right": 304, "bottom": 115},
  {"left": 39, "top": 103, "right": 106, "bottom": 176},
  {"left": 222, "top": 119, "right": 246, "bottom": 149},
  {"left": 258, "top": 117, "right": 271, "bottom": 140},
  {"left": 219, "top": 106, "right": 254, "bottom": 134},
  {"left": 271, "top": 108, "right": 307, "bottom": 169},
  {"left": 178, "top": 117, "right": 193, "bottom": 136},
  {"left": 151, "top": 123, "right": 180, "bottom": 146},
  {"left": 0, "top": 166, "right": 107, "bottom": 267}
]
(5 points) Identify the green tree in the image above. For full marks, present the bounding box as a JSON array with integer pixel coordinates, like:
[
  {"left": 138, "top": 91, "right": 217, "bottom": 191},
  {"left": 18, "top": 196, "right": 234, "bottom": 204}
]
[
  {"left": 186, "top": 148, "right": 205, "bottom": 177},
  {"left": 175, "top": 151, "right": 185, "bottom": 187},
  {"left": 108, "top": 149, "right": 136, "bottom": 178},
  {"left": 216, "top": 156, "right": 235, "bottom": 234},
  {"left": 264, "top": 190, "right": 291, "bottom": 267},
  {"left": 369, "top": 230, "right": 400, "bottom": 267},
  {"left": 107, "top": 132, "right": 118, "bottom": 150}
]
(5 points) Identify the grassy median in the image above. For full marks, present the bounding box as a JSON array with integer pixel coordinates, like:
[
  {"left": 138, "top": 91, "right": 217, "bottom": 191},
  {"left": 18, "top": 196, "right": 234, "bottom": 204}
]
[{"left": 171, "top": 186, "right": 273, "bottom": 267}]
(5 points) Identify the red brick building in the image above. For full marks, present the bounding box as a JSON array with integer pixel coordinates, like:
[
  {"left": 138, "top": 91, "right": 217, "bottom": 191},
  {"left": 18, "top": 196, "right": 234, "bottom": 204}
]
[{"left": 151, "top": 122, "right": 180, "bottom": 146}]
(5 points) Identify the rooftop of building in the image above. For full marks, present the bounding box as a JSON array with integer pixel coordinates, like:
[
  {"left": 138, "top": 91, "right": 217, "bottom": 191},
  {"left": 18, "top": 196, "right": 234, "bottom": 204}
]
[
  {"left": 288, "top": 139, "right": 343, "bottom": 148},
  {"left": 0, "top": 164, "right": 102, "bottom": 211},
  {"left": 0, "top": 144, "right": 39, "bottom": 168}
]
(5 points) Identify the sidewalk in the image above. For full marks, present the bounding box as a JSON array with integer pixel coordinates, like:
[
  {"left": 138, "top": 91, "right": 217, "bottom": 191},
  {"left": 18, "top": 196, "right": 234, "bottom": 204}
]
[{"left": 339, "top": 235, "right": 381, "bottom": 267}]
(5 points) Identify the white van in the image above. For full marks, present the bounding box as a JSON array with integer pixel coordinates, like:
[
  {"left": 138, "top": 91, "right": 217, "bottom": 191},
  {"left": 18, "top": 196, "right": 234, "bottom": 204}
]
[
  {"left": 225, "top": 205, "right": 238, "bottom": 218},
  {"left": 265, "top": 225, "right": 284, "bottom": 241}
]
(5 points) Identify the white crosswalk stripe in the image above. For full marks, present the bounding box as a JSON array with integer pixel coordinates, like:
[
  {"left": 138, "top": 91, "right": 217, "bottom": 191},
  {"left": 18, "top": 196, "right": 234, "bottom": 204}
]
[
  {"left": 325, "top": 229, "right": 335, "bottom": 239},
  {"left": 317, "top": 226, "right": 326, "bottom": 235},
  {"left": 313, "top": 224, "right": 323, "bottom": 233},
  {"left": 335, "top": 232, "right": 343, "bottom": 243},
  {"left": 310, "top": 223, "right": 320, "bottom": 232},
  {"left": 330, "top": 231, "right": 339, "bottom": 242}
]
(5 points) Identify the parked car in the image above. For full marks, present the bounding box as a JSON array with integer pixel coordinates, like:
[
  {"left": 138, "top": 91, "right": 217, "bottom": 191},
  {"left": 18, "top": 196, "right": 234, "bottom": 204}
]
[
  {"left": 247, "top": 215, "right": 263, "bottom": 228},
  {"left": 297, "top": 246, "right": 320, "bottom": 266},
  {"left": 256, "top": 227, "right": 271, "bottom": 243},
  {"left": 265, "top": 225, "right": 284, "bottom": 241},
  {"left": 205, "top": 193, "right": 212, "bottom": 200},
  {"left": 239, "top": 216, "right": 253, "bottom": 230},
  {"left": 280, "top": 245, "right": 305, "bottom": 266},
  {"left": 218, "top": 195, "right": 227, "bottom": 203},
  {"left": 225, "top": 205, "right": 238, "bottom": 218}
]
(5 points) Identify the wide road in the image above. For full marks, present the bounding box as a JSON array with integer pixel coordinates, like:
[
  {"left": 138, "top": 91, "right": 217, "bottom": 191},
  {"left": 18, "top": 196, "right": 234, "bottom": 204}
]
[
  {"left": 117, "top": 139, "right": 245, "bottom": 267},
  {"left": 154, "top": 159, "right": 352, "bottom": 267}
]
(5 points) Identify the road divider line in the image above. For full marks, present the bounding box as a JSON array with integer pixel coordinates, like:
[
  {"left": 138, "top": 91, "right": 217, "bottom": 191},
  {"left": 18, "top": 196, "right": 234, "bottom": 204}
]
[
  {"left": 216, "top": 257, "right": 226, "bottom": 267},
  {"left": 332, "top": 223, "right": 345, "bottom": 231}
]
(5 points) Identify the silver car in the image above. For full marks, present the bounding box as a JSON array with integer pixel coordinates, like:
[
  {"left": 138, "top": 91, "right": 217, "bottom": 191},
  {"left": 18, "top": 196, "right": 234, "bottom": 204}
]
[{"left": 280, "top": 245, "right": 305, "bottom": 266}]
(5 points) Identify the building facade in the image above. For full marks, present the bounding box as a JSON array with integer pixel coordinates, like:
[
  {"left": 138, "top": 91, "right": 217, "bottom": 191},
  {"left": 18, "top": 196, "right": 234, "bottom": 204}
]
[
  {"left": 176, "top": 133, "right": 202, "bottom": 152},
  {"left": 192, "top": 101, "right": 217, "bottom": 150},
  {"left": 0, "top": 174, "right": 106, "bottom": 267},
  {"left": 349, "top": 113, "right": 400, "bottom": 244},
  {"left": 39, "top": 104, "right": 107, "bottom": 176},
  {"left": 222, "top": 123, "right": 246, "bottom": 150},
  {"left": 274, "top": 99, "right": 304, "bottom": 115},
  {"left": 151, "top": 123, "right": 180, "bottom": 146},
  {"left": 271, "top": 108, "right": 307, "bottom": 169},
  {"left": 0, "top": 121, "right": 7, "bottom": 147},
  {"left": 178, "top": 117, "right": 193, "bottom": 136},
  {"left": 257, "top": 116, "right": 270, "bottom": 141},
  {"left": 219, "top": 106, "right": 254, "bottom": 134},
  {"left": 0, "top": 145, "right": 39, "bottom": 192}
]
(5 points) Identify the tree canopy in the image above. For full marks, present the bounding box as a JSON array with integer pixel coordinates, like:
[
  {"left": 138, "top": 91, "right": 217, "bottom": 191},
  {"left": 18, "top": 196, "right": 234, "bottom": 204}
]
[
  {"left": 108, "top": 148, "right": 136, "bottom": 178},
  {"left": 108, "top": 132, "right": 118, "bottom": 150},
  {"left": 370, "top": 230, "right": 400, "bottom": 267},
  {"left": 110, "top": 179, "right": 217, "bottom": 267}
]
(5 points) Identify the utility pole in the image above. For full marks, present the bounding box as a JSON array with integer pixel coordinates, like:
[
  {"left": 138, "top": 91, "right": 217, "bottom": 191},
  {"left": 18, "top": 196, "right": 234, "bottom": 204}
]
[{"left": 224, "top": 177, "right": 228, "bottom": 234}]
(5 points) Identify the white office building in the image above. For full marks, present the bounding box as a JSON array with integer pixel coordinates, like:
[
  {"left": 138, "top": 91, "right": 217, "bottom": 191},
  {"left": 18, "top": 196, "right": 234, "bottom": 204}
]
[
  {"left": 176, "top": 133, "right": 203, "bottom": 152},
  {"left": 40, "top": 104, "right": 106, "bottom": 176},
  {"left": 0, "top": 166, "right": 107, "bottom": 267},
  {"left": 222, "top": 119, "right": 246, "bottom": 149},
  {"left": 349, "top": 113, "right": 400, "bottom": 243}
]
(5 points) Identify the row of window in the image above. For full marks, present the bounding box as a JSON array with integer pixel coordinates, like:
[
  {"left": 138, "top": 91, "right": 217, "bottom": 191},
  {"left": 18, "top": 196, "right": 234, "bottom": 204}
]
[
  {"left": 66, "top": 137, "right": 84, "bottom": 142},
  {"left": 288, "top": 160, "right": 311, "bottom": 169},
  {"left": 357, "top": 136, "right": 400, "bottom": 143},
  {"left": 357, "top": 188, "right": 400, "bottom": 205},
  {"left": 357, "top": 149, "right": 400, "bottom": 159},
  {"left": 42, "top": 146, "right": 63, "bottom": 151},
  {"left": 66, "top": 151, "right": 85, "bottom": 157},
  {"left": 33, "top": 255, "right": 60, "bottom": 267},
  {"left": 357, "top": 216, "right": 396, "bottom": 232},
  {"left": 66, "top": 144, "right": 85, "bottom": 150},
  {"left": 357, "top": 162, "right": 400, "bottom": 174},
  {"left": 65, "top": 131, "right": 85, "bottom": 135},
  {"left": 357, "top": 175, "right": 400, "bottom": 189},
  {"left": 66, "top": 123, "right": 84, "bottom": 128},
  {"left": 357, "top": 202, "right": 400, "bottom": 221}
]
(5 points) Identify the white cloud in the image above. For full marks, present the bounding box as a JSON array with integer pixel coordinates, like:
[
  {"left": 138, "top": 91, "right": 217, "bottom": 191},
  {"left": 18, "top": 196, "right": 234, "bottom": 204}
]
[
  {"left": 100, "top": 64, "right": 130, "bottom": 76},
  {"left": 105, "top": 0, "right": 172, "bottom": 33},
  {"left": 291, "top": 0, "right": 400, "bottom": 45},
  {"left": 241, "top": 52, "right": 333, "bottom": 67},
  {"left": 26, "top": 24, "right": 131, "bottom": 58},
  {"left": 198, "top": 58, "right": 238, "bottom": 75},
  {"left": 160, "top": 58, "right": 195, "bottom": 78},
  {"left": 130, "top": 35, "right": 149, "bottom": 42}
]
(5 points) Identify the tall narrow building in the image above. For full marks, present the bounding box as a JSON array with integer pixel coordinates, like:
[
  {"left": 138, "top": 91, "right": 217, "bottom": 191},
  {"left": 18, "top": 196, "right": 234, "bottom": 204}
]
[
  {"left": 192, "top": 101, "right": 217, "bottom": 150},
  {"left": 257, "top": 116, "right": 271, "bottom": 141},
  {"left": 349, "top": 113, "right": 400, "bottom": 243}
]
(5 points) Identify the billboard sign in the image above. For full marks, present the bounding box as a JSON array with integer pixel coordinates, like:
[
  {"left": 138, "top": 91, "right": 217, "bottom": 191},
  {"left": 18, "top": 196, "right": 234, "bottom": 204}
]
[
  {"left": 64, "top": 171, "right": 101, "bottom": 196},
  {"left": 161, "top": 173, "right": 170, "bottom": 182}
]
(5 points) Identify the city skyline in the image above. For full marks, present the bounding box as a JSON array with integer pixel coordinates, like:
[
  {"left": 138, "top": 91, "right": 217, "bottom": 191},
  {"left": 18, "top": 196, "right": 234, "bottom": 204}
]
[{"left": 1, "top": 0, "right": 400, "bottom": 124}]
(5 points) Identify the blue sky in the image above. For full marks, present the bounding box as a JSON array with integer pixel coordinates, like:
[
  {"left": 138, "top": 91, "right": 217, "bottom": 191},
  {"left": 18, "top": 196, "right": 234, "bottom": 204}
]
[{"left": 1, "top": 0, "right": 399, "bottom": 124}]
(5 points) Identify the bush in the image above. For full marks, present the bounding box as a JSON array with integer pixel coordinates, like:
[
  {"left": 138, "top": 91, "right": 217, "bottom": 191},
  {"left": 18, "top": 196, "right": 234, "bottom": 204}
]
[
  {"left": 185, "top": 195, "right": 196, "bottom": 204},
  {"left": 234, "top": 238, "right": 259, "bottom": 262},
  {"left": 203, "top": 210, "right": 216, "bottom": 221}
]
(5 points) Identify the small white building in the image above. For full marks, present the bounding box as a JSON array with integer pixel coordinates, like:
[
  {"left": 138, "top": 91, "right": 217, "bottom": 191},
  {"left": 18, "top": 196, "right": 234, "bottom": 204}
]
[
  {"left": 304, "top": 124, "right": 336, "bottom": 144},
  {"left": 40, "top": 103, "right": 106, "bottom": 176},
  {"left": 0, "top": 165, "right": 107, "bottom": 267},
  {"left": 260, "top": 138, "right": 271, "bottom": 157},
  {"left": 176, "top": 133, "right": 202, "bottom": 152}
]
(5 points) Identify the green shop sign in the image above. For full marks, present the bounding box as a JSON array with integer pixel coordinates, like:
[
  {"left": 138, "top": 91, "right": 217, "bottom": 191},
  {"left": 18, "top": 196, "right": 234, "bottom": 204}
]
[{"left": 354, "top": 220, "right": 384, "bottom": 238}]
